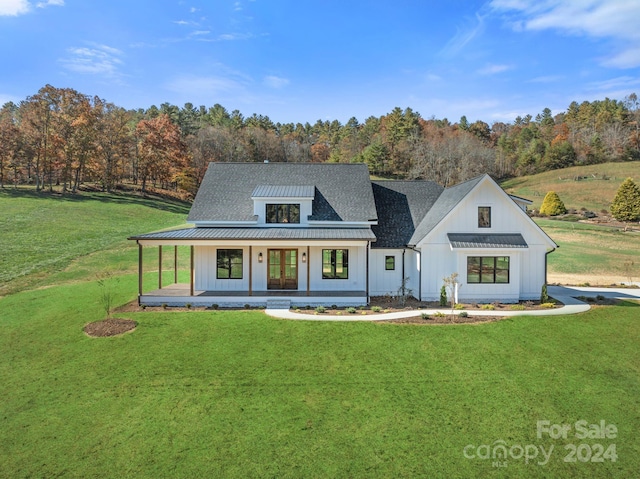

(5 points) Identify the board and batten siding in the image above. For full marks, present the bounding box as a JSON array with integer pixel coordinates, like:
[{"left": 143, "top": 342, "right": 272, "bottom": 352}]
[{"left": 417, "top": 179, "right": 553, "bottom": 303}]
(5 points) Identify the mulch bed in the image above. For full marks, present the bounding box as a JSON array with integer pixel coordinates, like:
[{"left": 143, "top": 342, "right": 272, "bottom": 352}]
[
  {"left": 379, "top": 315, "right": 504, "bottom": 325},
  {"left": 84, "top": 318, "right": 137, "bottom": 337}
]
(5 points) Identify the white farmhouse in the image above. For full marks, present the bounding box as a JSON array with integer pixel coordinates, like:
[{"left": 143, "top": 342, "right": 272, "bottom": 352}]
[{"left": 129, "top": 163, "right": 556, "bottom": 307}]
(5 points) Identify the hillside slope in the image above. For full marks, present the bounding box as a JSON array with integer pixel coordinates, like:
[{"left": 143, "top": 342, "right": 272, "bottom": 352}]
[
  {"left": 0, "top": 188, "right": 190, "bottom": 296},
  {"left": 500, "top": 161, "right": 640, "bottom": 213}
]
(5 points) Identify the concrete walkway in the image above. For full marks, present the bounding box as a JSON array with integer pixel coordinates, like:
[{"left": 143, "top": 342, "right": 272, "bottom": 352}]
[{"left": 265, "top": 285, "right": 640, "bottom": 321}]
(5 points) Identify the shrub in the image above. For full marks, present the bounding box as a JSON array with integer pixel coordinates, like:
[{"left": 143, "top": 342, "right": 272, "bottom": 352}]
[
  {"left": 459, "top": 311, "right": 469, "bottom": 318},
  {"left": 434, "top": 311, "right": 445, "bottom": 318},
  {"left": 244, "top": 304, "right": 251, "bottom": 309},
  {"left": 315, "top": 306, "right": 326, "bottom": 313},
  {"left": 421, "top": 312, "right": 431, "bottom": 320},
  {"left": 541, "top": 302, "right": 556, "bottom": 308},
  {"left": 185, "top": 303, "right": 192, "bottom": 309},
  {"left": 540, "top": 191, "right": 567, "bottom": 216},
  {"left": 371, "top": 306, "right": 382, "bottom": 313},
  {"left": 346, "top": 307, "right": 357, "bottom": 314},
  {"left": 212, "top": 304, "right": 219, "bottom": 310},
  {"left": 596, "top": 294, "right": 606, "bottom": 301},
  {"left": 481, "top": 304, "right": 495, "bottom": 310},
  {"left": 439, "top": 285, "right": 447, "bottom": 307},
  {"left": 161, "top": 303, "right": 168, "bottom": 310},
  {"left": 454, "top": 303, "right": 465, "bottom": 310},
  {"left": 610, "top": 177, "right": 640, "bottom": 222},
  {"left": 540, "top": 283, "right": 550, "bottom": 304},
  {"left": 331, "top": 304, "right": 338, "bottom": 310},
  {"left": 510, "top": 304, "right": 526, "bottom": 310}
]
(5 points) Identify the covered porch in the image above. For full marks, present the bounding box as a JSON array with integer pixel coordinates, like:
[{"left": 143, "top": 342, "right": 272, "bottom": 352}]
[
  {"left": 128, "top": 227, "right": 376, "bottom": 308},
  {"left": 138, "top": 283, "right": 368, "bottom": 308}
]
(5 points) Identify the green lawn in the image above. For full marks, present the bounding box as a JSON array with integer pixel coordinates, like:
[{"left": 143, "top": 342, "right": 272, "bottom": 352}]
[
  {"left": 1, "top": 188, "right": 639, "bottom": 478},
  {"left": 0, "top": 188, "right": 190, "bottom": 295},
  {"left": 537, "top": 219, "right": 640, "bottom": 283},
  {"left": 0, "top": 277, "right": 638, "bottom": 478}
]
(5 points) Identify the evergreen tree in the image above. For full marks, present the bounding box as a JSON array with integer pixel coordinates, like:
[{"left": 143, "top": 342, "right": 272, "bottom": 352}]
[
  {"left": 539, "top": 191, "right": 567, "bottom": 216},
  {"left": 610, "top": 177, "right": 640, "bottom": 222}
]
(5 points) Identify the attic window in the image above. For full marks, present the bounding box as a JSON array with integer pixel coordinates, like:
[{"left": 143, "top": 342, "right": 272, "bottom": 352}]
[
  {"left": 267, "top": 204, "right": 300, "bottom": 224},
  {"left": 478, "top": 207, "right": 491, "bottom": 228}
]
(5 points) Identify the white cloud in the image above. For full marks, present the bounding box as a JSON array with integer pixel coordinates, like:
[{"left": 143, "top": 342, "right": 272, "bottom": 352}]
[
  {"left": 59, "top": 43, "right": 124, "bottom": 76},
  {"left": 490, "top": 0, "right": 640, "bottom": 68},
  {"left": 0, "top": 0, "right": 30, "bottom": 15},
  {"left": 0, "top": 0, "right": 63, "bottom": 15},
  {"left": 165, "top": 73, "right": 247, "bottom": 97},
  {"left": 263, "top": 75, "right": 289, "bottom": 89},
  {"left": 36, "top": 0, "right": 63, "bottom": 8},
  {"left": 527, "top": 75, "right": 565, "bottom": 83},
  {"left": 477, "top": 63, "right": 512, "bottom": 75},
  {"left": 440, "top": 13, "right": 486, "bottom": 56}
]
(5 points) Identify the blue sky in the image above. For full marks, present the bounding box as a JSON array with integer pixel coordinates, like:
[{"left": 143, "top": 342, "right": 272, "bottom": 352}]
[{"left": 1, "top": 0, "right": 640, "bottom": 124}]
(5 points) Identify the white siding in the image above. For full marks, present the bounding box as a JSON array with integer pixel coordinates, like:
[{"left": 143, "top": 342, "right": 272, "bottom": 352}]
[
  {"left": 195, "top": 246, "right": 250, "bottom": 291},
  {"left": 308, "top": 245, "right": 367, "bottom": 292},
  {"left": 418, "top": 178, "right": 554, "bottom": 302},
  {"left": 369, "top": 249, "right": 404, "bottom": 296}
]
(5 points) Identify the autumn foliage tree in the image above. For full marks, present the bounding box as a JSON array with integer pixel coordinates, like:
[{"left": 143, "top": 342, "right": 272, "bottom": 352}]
[{"left": 135, "top": 114, "right": 190, "bottom": 193}]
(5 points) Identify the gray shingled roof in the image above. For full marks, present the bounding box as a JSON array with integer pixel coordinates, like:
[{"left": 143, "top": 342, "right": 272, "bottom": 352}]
[
  {"left": 188, "top": 163, "right": 378, "bottom": 223},
  {"left": 129, "top": 227, "right": 376, "bottom": 241},
  {"left": 448, "top": 233, "right": 528, "bottom": 248},
  {"left": 371, "top": 181, "right": 443, "bottom": 248},
  {"left": 251, "top": 185, "right": 315, "bottom": 198},
  {"left": 408, "top": 175, "right": 485, "bottom": 245}
]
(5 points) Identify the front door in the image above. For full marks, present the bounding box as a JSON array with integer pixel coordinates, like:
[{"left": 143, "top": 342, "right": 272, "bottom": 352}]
[{"left": 268, "top": 249, "right": 298, "bottom": 290}]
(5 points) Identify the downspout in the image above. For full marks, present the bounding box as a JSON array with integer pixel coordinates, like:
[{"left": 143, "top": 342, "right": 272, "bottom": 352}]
[
  {"left": 545, "top": 246, "right": 557, "bottom": 285},
  {"left": 401, "top": 249, "right": 406, "bottom": 295}
]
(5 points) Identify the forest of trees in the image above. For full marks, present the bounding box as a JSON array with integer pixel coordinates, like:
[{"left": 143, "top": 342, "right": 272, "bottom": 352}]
[{"left": 1, "top": 84, "right": 639, "bottom": 197}]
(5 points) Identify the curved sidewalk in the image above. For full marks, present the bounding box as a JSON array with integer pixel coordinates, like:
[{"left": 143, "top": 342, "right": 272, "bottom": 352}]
[{"left": 265, "top": 285, "right": 640, "bottom": 321}]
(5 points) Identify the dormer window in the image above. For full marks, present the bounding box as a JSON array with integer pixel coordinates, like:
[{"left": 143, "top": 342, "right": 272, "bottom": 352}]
[
  {"left": 267, "top": 204, "right": 300, "bottom": 224},
  {"left": 478, "top": 207, "right": 491, "bottom": 228}
]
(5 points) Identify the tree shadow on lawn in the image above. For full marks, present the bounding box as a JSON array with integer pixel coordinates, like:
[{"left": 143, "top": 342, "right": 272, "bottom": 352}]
[{"left": 0, "top": 187, "right": 190, "bottom": 215}]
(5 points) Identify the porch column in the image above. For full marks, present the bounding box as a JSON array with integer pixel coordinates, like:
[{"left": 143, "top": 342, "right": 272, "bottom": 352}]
[
  {"left": 190, "top": 245, "right": 195, "bottom": 296},
  {"left": 174, "top": 246, "right": 178, "bottom": 284},
  {"left": 138, "top": 242, "right": 143, "bottom": 303},
  {"left": 306, "top": 245, "right": 310, "bottom": 296},
  {"left": 158, "top": 245, "right": 163, "bottom": 289},
  {"left": 249, "top": 245, "right": 253, "bottom": 296}
]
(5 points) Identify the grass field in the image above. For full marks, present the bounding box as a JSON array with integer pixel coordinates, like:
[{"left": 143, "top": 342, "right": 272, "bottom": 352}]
[
  {"left": 538, "top": 219, "right": 640, "bottom": 285},
  {"left": 501, "top": 161, "right": 640, "bottom": 212},
  {"left": 1, "top": 186, "right": 639, "bottom": 478},
  {"left": 1, "top": 277, "right": 638, "bottom": 478},
  {"left": 0, "top": 187, "right": 190, "bottom": 296}
]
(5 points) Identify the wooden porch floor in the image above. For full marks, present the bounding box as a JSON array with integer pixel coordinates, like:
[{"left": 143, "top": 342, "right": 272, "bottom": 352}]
[{"left": 143, "top": 283, "right": 366, "bottom": 298}]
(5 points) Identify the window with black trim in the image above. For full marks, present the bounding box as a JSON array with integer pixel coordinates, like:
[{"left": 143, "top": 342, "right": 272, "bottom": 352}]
[
  {"left": 322, "top": 249, "right": 348, "bottom": 279},
  {"left": 467, "top": 256, "right": 509, "bottom": 284},
  {"left": 478, "top": 206, "right": 491, "bottom": 228},
  {"left": 385, "top": 256, "right": 395, "bottom": 270},
  {"left": 217, "top": 249, "right": 243, "bottom": 279},
  {"left": 266, "top": 204, "right": 300, "bottom": 223}
]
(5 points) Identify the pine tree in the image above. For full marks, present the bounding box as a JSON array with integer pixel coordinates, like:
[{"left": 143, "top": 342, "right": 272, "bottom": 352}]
[
  {"left": 610, "top": 177, "right": 640, "bottom": 222},
  {"left": 539, "top": 191, "right": 567, "bottom": 216}
]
